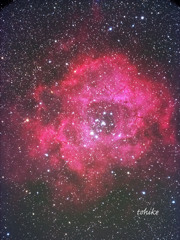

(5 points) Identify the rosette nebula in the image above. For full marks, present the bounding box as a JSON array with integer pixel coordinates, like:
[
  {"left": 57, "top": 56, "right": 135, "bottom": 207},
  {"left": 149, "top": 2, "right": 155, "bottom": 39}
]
[
  {"left": 3, "top": 54, "right": 176, "bottom": 209},
  {"left": 1, "top": 1, "right": 179, "bottom": 238}
]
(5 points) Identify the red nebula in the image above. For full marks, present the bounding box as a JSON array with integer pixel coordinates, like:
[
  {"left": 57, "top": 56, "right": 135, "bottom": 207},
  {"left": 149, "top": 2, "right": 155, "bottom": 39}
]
[{"left": 4, "top": 54, "right": 175, "bottom": 209}]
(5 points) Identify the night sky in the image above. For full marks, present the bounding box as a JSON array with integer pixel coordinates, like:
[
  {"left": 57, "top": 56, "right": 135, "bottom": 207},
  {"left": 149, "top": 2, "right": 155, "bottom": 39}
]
[{"left": 0, "top": 0, "right": 180, "bottom": 239}]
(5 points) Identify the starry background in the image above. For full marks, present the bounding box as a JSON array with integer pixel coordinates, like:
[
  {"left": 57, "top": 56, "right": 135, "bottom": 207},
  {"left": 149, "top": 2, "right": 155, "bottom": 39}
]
[{"left": 0, "top": 0, "right": 180, "bottom": 240}]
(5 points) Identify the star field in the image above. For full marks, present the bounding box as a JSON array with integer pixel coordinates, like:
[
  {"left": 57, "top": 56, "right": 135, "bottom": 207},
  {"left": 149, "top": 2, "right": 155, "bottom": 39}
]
[{"left": 0, "top": 0, "right": 180, "bottom": 239}]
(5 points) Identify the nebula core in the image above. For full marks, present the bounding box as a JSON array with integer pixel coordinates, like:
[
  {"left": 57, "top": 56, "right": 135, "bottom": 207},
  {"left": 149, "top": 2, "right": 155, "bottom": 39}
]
[{"left": 3, "top": 54, "right": 175, "bottom": 209}]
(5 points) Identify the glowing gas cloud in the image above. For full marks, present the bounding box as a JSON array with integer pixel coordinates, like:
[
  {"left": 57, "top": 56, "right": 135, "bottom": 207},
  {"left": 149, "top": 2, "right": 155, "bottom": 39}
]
[{"left": 3, "top": 54, "right": 175, "bottom": 208}]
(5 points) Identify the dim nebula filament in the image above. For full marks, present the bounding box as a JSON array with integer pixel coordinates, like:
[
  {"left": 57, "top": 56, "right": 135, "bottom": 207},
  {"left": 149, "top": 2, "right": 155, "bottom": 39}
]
[{"left": 22, "top": 54, "right": 175, "bottom": 208}]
